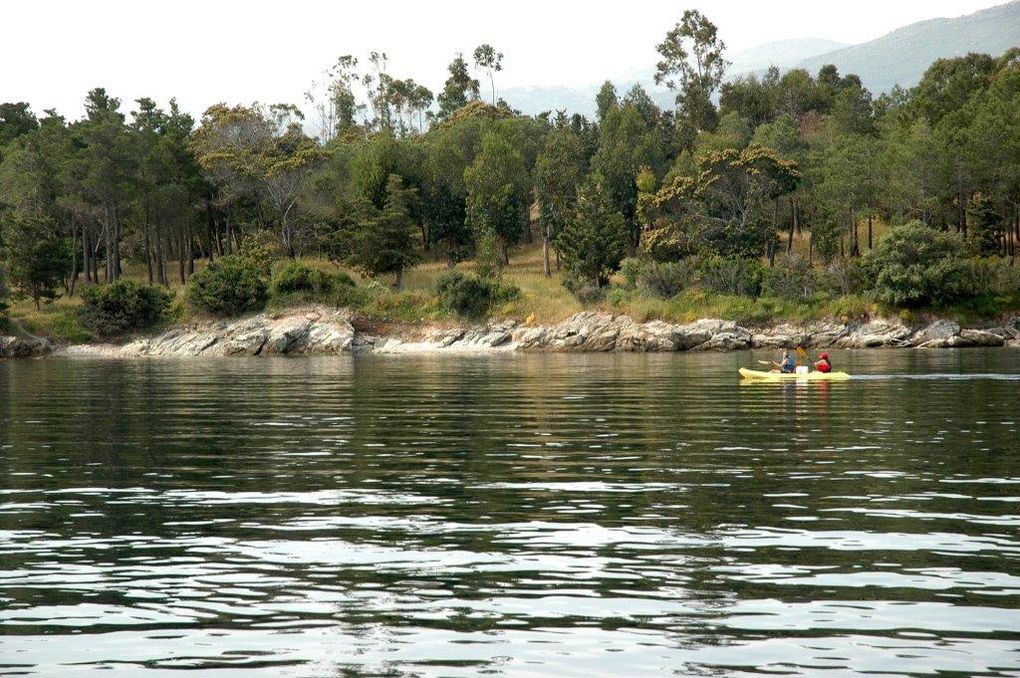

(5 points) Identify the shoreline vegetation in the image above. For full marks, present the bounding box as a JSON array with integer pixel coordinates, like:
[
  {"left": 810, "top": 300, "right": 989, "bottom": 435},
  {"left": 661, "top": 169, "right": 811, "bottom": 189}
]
[{"left": 2, "top": 11, "right": 1019, "bottom": 353}]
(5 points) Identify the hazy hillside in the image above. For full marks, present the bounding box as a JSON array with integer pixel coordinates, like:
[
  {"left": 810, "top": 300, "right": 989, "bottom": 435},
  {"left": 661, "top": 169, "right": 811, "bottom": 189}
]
[
  {"left": 728, "top": 38, "right": 849, "bottom": 74},
  {"left": 797, "top": 1, "right": 1020, "bottom": 93},
  {"left": 501, "top": 1, "right": 1019, "bottom": 115},
  {"left": 502, "top": 38, "right": 845, "bottom": 116}
]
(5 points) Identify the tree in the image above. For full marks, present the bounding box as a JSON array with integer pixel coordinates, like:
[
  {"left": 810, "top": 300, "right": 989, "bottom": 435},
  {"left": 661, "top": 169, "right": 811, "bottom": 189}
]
[
  {"left": 814, "top": 132, "right": 879, "bottom": 259},
  {"left": 591, "top": 85, "right": 674, "bottom": 254},
  {"left": 305, "top": 55, "right": 363, "bottom": 143},
  {"left": 0, "top": 102, "right": 39, "bottom": 152},
  {"left": 0, "top": 262, "right": 10, "bottom": 321},
  {"left": 595, "top": 81, "right": 619, "bottom": 122},
  {"left": 73, "top": 88, "right": 136, "bottom": 281},
  {"left": 535, "top": 127, "right": 585, "bottom": 276},
  {"left": 437, "top": 54, "right": 480, "bottom": 121},
  {"left": 473, "top": 44, "right": 504, "bottom": 105},
  {"left": 346, "top": 174, "right": 420, "bottom": 288},
  {"left": 654, "top": 10, "right": 728, "bottom": 133},
  {"left": 5, "top": 218, "right": 71, "bottom": 309},
  {"left": 557, "top": 174, "right": 628, "bottom": 287},
  {"left": 464, "top": 129, "right": 529, "bottom": 266},
  {"left": 864, "top": 221, "right": 976, "bottom": 307}
]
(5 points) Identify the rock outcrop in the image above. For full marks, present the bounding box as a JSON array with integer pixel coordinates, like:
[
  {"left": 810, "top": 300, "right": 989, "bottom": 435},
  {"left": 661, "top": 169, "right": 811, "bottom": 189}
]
[
  {"left": 37, "top": 307, "right": 1020, "bottom": 359},
  {"left": 0, "top": 336, "right": 53, "bottom": 359},
  {"left": 116, "top": 307, "right": 355, "bottom": 357},
  {"left": 911, "top": 319, "right": 1005, "bottom": 348}
]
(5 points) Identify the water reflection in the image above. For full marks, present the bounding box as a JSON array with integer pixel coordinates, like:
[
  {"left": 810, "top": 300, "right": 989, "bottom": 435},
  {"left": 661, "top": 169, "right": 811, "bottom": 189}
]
[{"left": 1, "top": 349, "right": 1019, "bottom": 676}]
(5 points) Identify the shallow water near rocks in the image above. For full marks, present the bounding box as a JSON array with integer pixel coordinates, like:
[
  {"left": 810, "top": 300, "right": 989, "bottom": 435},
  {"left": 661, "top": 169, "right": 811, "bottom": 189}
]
[{"left": 2, "top": 350, "right": 1019, "bottom": 677}]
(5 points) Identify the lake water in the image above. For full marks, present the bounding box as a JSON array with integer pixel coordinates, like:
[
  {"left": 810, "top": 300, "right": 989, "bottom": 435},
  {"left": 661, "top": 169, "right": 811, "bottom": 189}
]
[{"left": 2, "top": 350, "right": 1019, "bottom": 677}]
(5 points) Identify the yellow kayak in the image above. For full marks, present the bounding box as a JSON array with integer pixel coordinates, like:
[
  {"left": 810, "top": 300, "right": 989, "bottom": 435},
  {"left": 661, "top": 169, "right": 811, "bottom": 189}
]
[{"left": 739, "top": 367, "right": 851, "bottom": 381}]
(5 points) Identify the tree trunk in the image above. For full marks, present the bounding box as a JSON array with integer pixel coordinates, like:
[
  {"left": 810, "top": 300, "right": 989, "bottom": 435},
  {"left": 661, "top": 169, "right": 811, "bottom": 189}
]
[
  {"left": 144, "top": 220, "right": 154, "bottom": 284},
  {"left": 393, "top": 268, "right": 403, "bottom": 290},
  {"left": 498, "top": 238, "right": 509, "bottom": 266},
  {"left": 69, "top": 216, "right": 79, "bottom": 297},
  {"left": 543, "top": 223, "right": 551, "bottom": 277},
  {"left": 178, "top": 221, "right": 187, "bottom": 285},
  {"left": 808, "top": 232, "right": 814, "bottom": 265},
  {"left": 849, "top": 209, "right": 859, "bottom": 258},
  {"left": 787, "top": 199, "right": 796, "bottom": 254},
  {"left": 867, "top": 214, "right": 873, "bottom": 250},
  {"left": 104, "top": 208, "right": 113, "bottom": 282}
]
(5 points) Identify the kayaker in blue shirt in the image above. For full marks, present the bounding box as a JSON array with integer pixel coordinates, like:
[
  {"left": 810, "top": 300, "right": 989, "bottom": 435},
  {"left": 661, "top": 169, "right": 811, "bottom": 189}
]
[{"left": 775, "top": 350, "right": 796, "bottom": 373}]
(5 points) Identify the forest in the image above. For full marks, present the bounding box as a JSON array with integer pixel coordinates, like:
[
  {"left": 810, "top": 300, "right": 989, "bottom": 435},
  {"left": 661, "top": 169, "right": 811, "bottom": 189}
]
[{"left": 1, "top": 11, "right": 1018, "bottom": 340}]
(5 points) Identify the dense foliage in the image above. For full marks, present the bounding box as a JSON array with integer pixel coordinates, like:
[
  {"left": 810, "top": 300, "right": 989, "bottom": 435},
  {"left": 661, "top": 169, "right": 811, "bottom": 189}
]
[
  {"left": 863, "top": 222, "right": 977, "bottom": 307},
  {"left": 77, "top": 279, "right": 174, "bottom": 337},
  {"left": 271, "top": 260, "right": 355, "bottom": 301},
  {"left": 435, "top": 270, "right": 520, "bottom": 318},
  {"left": 187, "top": 256, "right": 268, "bottom": 316},
  {"left": 0, "top": 23, "right": 1017, "bottom": 332}
]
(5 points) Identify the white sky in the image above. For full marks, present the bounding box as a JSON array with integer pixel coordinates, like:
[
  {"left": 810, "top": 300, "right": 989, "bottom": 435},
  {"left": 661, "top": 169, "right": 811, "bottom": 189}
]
[{"left": 2, "top": 0, "right": 1005, "bottom": 121}]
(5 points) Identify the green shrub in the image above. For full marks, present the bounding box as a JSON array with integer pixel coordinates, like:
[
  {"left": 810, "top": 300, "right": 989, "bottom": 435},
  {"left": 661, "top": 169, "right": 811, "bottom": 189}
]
[
  {"left": 239, "top": 231, "right": 286, "bottom": 277},
  {"left": 78, "top": 279, "right": 174, "bottom": 337},
  {"left": 619, "top": 258, "right": 642, "bottom": 289},
  {"left": 187, "top": 256, "right": 268, "bottom": 316},
  {"left": 761, "top": 256, "right": 822, "bottom": 299},
  {"left": 636, "top": 258, "right": 700, "bottom": 299},
  {"left": 863, "top": 221, "right": 977, "bottom": 308},
  {"left": 698, "top": 256, "right": 764, "bottom": 297},
  {"left": 271, "top": 260, "right": 354, "bottom": 299},
  {"left": 972, "top": 257, "right": 1020, "bottom": 297},
  {"left": 436, "top": 271, "right": 520, "bottom": 318}
]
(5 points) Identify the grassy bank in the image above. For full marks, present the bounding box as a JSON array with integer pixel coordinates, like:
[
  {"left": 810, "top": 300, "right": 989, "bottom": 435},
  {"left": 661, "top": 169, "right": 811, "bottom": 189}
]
[{"left": 7, "top": 236, "right": 1019, "bottom": 345}]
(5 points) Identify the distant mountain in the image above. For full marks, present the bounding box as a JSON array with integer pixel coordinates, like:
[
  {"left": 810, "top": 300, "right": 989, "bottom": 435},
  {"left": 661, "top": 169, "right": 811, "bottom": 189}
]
[
  {"left": 501, "top": 38, "right": 845, "bottom": 117},
  {"left": 501, "top": 1, "right": 1020, "bottom": 116},
  {"left": 796, "top": 1, "right": 1020, "bottom": 93},
  {"left": 728, "top": 38, "right": 849, "bottom": 74}
]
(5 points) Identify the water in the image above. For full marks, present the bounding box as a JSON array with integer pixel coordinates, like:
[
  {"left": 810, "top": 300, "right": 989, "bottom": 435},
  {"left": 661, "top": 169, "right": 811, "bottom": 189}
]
[{"left": 1, "top": 350, "right": 1019, "bottom": 677}]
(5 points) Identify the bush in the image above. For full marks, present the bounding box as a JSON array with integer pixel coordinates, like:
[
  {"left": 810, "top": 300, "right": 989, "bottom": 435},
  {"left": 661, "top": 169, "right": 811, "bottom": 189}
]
[
  {"left": 760, "top": 256, "right": 822, "bottom": 299},
  {"left": 863, "top": 222, "right": 977, "bottom": 308},
  {"left": 698, "top": 257, "right": 764, "bottom": 297},
  {"left": 77, "top": 280, "right": 174, "bottom": 337},
  {"left": 822, "top": 258, "right": 871, "bottom": 297},
  {"left": 636, "top": 258, "right": 699, "bottom": 299},
  {"left": 971, "top": 257, "right": 1020, "bottom": 297},
  {"left": 239, "top": 231, "right": 286, "bottom": 277},
  {"left": 436, "top": 271, "right": 520, "bottom": 318},
  {"left": 271, "top": 260, "right": 355, "bottom": 300},
  {"left": 187, "top": 256, "right": 268, "bottom": 316}
]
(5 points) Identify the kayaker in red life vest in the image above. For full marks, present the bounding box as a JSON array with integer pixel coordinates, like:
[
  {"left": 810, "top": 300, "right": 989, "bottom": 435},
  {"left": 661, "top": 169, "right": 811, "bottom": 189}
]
[{"left": 815, "top": 352, "right": 832, "bottom": 373}]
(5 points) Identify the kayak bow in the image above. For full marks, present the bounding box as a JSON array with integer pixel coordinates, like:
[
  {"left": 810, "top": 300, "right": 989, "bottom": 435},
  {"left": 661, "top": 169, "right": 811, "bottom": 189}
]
[{"left": 738, "top": 367, "right": 850, "bottom": 381}]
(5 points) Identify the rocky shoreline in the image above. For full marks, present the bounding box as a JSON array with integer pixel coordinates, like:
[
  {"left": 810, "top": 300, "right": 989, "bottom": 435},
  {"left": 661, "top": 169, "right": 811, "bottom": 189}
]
[{"left": 3, "top": 305, "right": 1015, "bottom": 360}]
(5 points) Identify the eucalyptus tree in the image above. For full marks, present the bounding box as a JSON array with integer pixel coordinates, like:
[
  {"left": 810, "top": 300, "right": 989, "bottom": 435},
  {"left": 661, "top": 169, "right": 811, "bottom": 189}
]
[
  {"left": 591, "top": 85, "right": 674, "bottom": 254},
  {"left": 465, "top": 128, "right": 529, "bottom": 266},
  {"left": 437, "top": 53, "right": 480, "bottom": 121},
  {"left": 534, "top": 126, "right": 585, "bottom": 275},
  {"left": 304, "top": 55, "right": 362, "bottom": 143},
  {"left": 654, "top": 10, "right": 728, "bottom": 136},
  {"left": 473, "top": 44, "right": 504, "bottom": 105}
]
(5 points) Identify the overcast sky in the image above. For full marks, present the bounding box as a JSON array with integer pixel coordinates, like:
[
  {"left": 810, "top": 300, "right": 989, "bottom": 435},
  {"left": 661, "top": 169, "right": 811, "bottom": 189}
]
[{"left": 2, "top": 0, "right": 1004, "bottom": 120}]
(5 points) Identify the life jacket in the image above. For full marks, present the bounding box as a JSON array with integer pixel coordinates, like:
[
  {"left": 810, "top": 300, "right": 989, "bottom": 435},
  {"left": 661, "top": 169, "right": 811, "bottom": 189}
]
[{"left": 816, "top": 358, "right": 832, "bottom": 373}]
